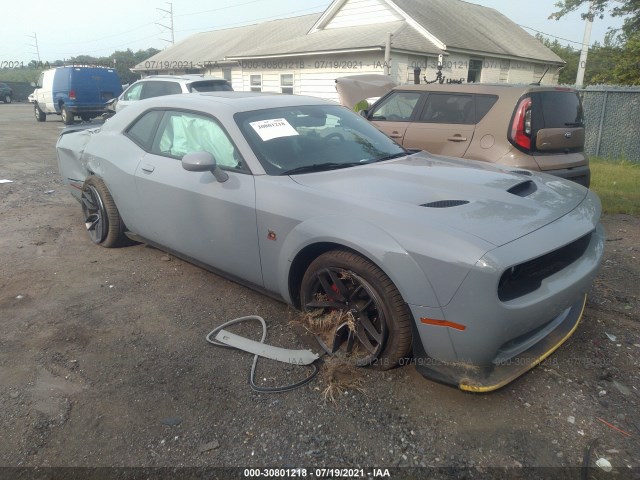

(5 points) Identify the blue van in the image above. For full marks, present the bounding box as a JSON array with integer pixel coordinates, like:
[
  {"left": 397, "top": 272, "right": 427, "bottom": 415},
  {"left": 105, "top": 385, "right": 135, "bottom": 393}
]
[{"left": 33, "top": 66, "right": 123, "bottom": 125}]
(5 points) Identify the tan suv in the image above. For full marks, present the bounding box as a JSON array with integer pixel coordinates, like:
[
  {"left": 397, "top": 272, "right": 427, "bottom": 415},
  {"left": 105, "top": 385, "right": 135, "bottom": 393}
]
[{"left": 365, "top": 84, "right": 590, "bottom": 187}]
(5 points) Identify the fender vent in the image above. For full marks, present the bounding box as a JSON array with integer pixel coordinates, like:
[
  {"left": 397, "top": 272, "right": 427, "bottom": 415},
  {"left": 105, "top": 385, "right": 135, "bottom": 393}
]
[
  {"left": 510, "top": 170, "right": 532, "bottom": 176},
  {"left": 422, "top": 200, "right": 469, "bottom": 208},
  {"left": 507, "top": 180, "right": 537, "bottom": 197}
]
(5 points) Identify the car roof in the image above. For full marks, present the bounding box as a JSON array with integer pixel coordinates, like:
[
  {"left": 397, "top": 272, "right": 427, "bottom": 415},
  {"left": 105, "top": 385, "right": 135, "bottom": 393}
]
[
  {"left": 105, "top": 92, "right": 338, "bottom": 131},
  {"left": 142, "top": 75, "right": 228, "bottom": 82},
  {"left": 392, "top": 83, "right": 577, "bottom": 94}
]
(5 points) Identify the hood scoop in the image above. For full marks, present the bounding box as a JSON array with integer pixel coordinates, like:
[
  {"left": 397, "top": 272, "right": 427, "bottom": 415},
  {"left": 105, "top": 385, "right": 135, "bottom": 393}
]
[
  {"left": 510, "top": 170, "right": 532, "bottom": 176},
  {"left": 507, "top": 180, "right": 537, "bottom": 198},
  {"left": 421, "top": 200, "right": 470, "bottom": 208}
]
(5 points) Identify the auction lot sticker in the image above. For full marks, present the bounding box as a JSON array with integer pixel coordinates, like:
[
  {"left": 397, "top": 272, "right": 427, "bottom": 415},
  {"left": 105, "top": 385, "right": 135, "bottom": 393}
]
[{"left": 250, "top": 118, "right": 299, "bottom": 142}]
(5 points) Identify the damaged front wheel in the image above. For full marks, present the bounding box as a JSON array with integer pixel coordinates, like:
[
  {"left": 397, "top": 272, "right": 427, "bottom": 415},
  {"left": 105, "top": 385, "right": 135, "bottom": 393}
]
[{"left": 300, "top": 250, "right": 412, "bottom": 369}]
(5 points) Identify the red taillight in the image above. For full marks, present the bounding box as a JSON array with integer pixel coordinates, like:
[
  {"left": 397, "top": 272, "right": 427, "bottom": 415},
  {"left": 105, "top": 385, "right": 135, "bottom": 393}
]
[
  {"left": 510, "top": 97, "right": 532, "bottom": 150},
  {"left": 69, "top": 89, "right": 76, "bottom": 100}
]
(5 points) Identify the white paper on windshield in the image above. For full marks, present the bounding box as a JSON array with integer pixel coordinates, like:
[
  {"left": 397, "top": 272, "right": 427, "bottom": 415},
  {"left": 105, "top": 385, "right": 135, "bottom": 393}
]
[
  {"left": 0, "top": 179, "right": 13, "bottom": 184},
  {"left": 249, "top": 118, "right": 299, "bottom": 142}
]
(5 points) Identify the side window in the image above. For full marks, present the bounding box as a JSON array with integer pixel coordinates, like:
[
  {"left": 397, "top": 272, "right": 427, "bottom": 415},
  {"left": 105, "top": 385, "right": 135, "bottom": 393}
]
[
  {"left": 419, "top": 94, "right": 474, "bottom": 124},
  {"left": 141, "top": 81, "right": 182, "bottom": 99},
  {"left": 152, "top": 111, "right": 243, "bottom": 169},
  {"left": 123, "top": 83, "right": 143, "bottom": 101},
  {"left": 370, "top": 92, "right": 421, "bottom": 121},
  {"left": 475, "top": 95, "right": 498, "bottom": 123},
  {"left": 125, "top": 110, "right": 164, "bottom": 150}
]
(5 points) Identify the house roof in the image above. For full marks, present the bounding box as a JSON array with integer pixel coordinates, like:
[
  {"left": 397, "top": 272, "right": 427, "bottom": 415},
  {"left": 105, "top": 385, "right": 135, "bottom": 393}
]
[
  {"left": 133, "top": 0, "right": 562, "bottom": 71},
  {"left": 391, "top": 0, "right": 563, "bottom": 63}
]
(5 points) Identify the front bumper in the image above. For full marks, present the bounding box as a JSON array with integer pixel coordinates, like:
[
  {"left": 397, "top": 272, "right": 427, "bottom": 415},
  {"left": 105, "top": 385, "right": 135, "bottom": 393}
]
[
  {"left": 410, "top": 295, "right": 586, "bottom": 392},
  {"left": 407, "top": 190, "right": 604, "bottom": 391}
]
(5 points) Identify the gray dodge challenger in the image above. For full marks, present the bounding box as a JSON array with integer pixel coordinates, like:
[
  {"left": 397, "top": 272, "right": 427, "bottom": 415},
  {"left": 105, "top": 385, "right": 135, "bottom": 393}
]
[{"left": 56, "top": 92, "right": 605, "bottom": 392}]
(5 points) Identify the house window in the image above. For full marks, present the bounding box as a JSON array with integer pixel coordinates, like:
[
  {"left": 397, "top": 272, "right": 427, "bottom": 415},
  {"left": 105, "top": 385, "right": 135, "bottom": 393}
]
[
  {"left": 281, "top": 74, "right": 294, "bottom": 94},
  {"left": 222, "top": 68, "right": 232, "bottom": 82},
  {"left": 250, "top": 75, "right": 262, "bottom": 92},
  {"left": 467, "top": 59, "right": 483, "bottom": 83}
]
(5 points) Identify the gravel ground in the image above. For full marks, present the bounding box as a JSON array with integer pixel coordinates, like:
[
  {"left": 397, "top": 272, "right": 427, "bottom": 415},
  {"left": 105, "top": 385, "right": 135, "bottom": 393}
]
[{"left": 0, "top": 103, "right": 638, "bottom": 478}]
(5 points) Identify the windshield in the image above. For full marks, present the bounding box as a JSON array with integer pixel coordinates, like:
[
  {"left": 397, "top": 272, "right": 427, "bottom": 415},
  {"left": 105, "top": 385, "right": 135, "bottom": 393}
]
[{"left": 235, "top": 105, "right": 407, "bottom": 175}]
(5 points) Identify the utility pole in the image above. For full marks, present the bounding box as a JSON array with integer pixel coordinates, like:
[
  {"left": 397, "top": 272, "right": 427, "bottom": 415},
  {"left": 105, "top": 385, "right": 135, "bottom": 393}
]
[
  {"left": 384, "top": 32, "right": 392, "bottom": 76},
  {"left": 575, "top": 1, "right": 594, "bottom": 88},
  {"left": 156, "top": 2, "right": 175, "bottom": 45},
  {"left": 27, "top": 32, "right": 41, "bottom": 63}
]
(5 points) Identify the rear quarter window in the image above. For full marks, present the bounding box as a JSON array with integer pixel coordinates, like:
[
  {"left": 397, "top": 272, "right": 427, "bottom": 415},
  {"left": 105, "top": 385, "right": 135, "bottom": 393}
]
[
  {"left": 475, "top": 95, "right": 498, "bottom": 123},
  {"left": 125, "top": 110, "right": 164, "bottom": 151}
]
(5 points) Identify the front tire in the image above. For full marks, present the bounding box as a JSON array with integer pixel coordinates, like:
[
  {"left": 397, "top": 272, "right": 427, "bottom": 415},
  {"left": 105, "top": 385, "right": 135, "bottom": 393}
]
[
  {"left": 61, "top": 105, "right": 74, "bottom": 125},
  {"left": 4, "top": 95, "right": 11, "bottom": 104},
  {"left": 300, "top": 250, "right": 412, "bottom": 369},
  {"left": 34, "top": 103, "right": 46, "bottom": 122},
  {"left": 81, "top": 176, "right": 129, "bottom": 248}
]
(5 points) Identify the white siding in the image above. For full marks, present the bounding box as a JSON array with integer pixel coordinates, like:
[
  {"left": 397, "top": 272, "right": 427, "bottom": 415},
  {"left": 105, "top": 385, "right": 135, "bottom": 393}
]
[
  {"left": 508, "top": 62, "right": 535, "bottom": 84},
  {"left": 325, "top": 0, "right": 403, "bottom": 29}
]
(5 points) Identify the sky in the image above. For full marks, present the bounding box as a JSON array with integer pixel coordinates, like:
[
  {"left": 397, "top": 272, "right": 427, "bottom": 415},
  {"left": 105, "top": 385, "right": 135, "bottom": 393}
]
[{"left": 1, "top": 0, "right": 625, "bottom": 64}]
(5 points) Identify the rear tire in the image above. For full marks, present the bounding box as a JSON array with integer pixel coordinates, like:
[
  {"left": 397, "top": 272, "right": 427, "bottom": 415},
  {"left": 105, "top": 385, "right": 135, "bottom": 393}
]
[
  {"left": 61, "top": 105, "right": 74, "bottom": 125},
  {"left": 81, "top": 176, "right": 130, "bottom": 248},
  {"left": 80, "top": 114, "right": 92, "bottom": 122},
  {"left": 300, "top": 250, "right": 413, "bottom": 369},
  {"left": 34, "top": 103, "right": 46, "bottom": 122}
]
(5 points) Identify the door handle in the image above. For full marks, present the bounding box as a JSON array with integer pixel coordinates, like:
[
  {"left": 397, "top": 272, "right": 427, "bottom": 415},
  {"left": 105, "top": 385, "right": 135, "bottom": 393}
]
[
  {"left": 389, "top": 131, "right": 403, "bottom": 139},
  {"left": 141, "top": 164, "right": 155, "bottom": 173},
  {"left": 448, "top": 135, "right": 467, "bottom": 142}
]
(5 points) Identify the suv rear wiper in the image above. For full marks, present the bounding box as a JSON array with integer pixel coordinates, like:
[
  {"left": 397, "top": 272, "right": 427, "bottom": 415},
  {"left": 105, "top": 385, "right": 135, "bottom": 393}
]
[{"left": 283, "top": 162, "right": 363, "bottom": 175}]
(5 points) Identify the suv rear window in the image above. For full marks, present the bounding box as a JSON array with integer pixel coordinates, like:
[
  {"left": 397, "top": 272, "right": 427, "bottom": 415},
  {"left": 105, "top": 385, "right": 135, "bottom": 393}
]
[
  {"left": 536, "top": 91, "right": 584, "bottom": 128},
  {"left": 188, "top": 81, "right": 233, "bottom": 92}
]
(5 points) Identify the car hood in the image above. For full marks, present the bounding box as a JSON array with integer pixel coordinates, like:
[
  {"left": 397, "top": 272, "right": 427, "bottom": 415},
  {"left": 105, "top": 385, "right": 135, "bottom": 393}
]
[{"left": 290, "top": 153, "right": 589, "bottom": 247}]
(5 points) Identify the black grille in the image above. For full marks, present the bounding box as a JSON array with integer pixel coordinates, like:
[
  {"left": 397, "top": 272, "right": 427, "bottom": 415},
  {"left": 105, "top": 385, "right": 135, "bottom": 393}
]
[
  {"left": 498, "top": 232, "right": 593, "bottom": 301},
  {"left": 421, "top": 200, "right": 469, "bottom": 208}
]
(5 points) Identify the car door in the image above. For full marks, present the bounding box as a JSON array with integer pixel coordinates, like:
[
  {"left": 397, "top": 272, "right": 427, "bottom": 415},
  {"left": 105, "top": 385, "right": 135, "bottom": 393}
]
[
  {"left": 404, "top": 93, "right": 475, "bottom": 157},
  {"left": 133, "top": 109, "right": 263, "bottom": 286},
  {"left": 368, "top": 91, "right": 422, "bottom": 144}
]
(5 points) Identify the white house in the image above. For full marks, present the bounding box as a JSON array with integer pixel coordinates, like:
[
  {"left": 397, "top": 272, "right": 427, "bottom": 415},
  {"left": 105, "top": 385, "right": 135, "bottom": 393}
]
[{"left": 133, "top": 0, "right": 565, "bottom": 101}]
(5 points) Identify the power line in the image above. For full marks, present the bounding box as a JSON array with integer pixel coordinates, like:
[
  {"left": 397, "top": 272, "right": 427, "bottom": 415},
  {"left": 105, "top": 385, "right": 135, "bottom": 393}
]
[
  {"left": 175, "top": 0, "right": 271, "bottom": 17},
  {"left": 176, "top": 4, "right": 327, "bottom": 34},
  {"left": 519, "top": 24, "right": 591, "bottom": 47}
]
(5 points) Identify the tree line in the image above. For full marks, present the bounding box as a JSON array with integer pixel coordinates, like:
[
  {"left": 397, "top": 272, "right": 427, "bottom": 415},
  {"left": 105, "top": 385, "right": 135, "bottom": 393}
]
[{"left": 548, "top": 0, "right": 639, "bottom": 85}]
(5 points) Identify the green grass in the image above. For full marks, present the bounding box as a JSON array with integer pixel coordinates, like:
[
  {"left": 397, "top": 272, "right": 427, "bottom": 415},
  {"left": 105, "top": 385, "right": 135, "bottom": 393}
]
[{"left": 589, "top": 157, "right": 640, "bottom": 215}]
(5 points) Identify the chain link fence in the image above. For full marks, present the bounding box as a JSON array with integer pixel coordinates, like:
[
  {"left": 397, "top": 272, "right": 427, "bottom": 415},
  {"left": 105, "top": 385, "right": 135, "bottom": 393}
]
[{"left": 579, "top": 87, "right": 640, "bottom": 162}]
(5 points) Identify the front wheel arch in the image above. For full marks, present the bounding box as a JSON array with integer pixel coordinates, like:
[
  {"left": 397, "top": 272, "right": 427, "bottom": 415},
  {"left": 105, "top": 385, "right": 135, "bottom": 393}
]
[{"left": 300, "top": 249, "right": 413, "bottom": 369}]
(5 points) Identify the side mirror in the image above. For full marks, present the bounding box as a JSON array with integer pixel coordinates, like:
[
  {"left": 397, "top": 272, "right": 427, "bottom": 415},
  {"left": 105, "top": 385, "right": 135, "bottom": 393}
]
[
  {"left": 30, "top": 82, "right": 36, "bottom": 87},
  {"left": 359, "top": 109, "right": 369, "bottom": 118},
  {"left": 182, "top": 151, "right": 229, "bottom": 183},
  {"left": 105, "top": 98, "right": 117, "bottom": 106}
]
